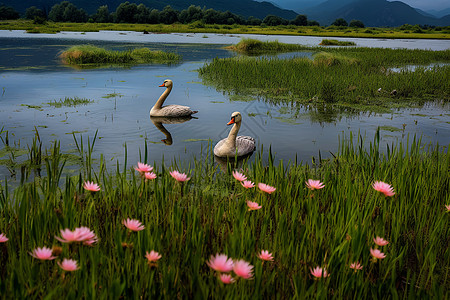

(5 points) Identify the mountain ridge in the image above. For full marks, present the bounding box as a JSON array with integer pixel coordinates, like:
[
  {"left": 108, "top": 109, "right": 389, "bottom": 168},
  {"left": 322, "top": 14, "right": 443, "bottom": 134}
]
[{"left": 301, "top": 0, "right": 449, "bottom": 26}]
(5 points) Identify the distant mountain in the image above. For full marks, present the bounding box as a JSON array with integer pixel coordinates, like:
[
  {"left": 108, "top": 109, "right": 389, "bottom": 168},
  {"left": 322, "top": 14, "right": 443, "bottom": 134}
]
[
  {"left": 1, "top": 0, "right": 298, "bottom": 20},
  {"left": 425, "top": 7, "right": 450, "bottom": 18},
  {"left": 415, "top": 8, "right": 436, "bottom": 18},
  {"left": 301, "top": 0, "right": 450, "bottom": 26}
]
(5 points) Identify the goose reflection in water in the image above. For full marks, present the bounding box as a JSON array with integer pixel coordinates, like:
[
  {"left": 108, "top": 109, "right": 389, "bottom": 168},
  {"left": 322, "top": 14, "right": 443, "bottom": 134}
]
[
  {"left": 214, "top": 152, "right": 254, "bottom": 173},
  {"left": 150, "top": 116, "right": 196, "bottom": 145}
]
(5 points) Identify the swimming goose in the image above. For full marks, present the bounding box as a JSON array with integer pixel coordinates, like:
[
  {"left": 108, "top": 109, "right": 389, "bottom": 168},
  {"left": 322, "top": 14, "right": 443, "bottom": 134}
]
[
  {"left": 150, "top": 79, "right": 198, "bottom": 117},
  {"left": 214, "top": 112, "right": 256, "bottom": 158}
]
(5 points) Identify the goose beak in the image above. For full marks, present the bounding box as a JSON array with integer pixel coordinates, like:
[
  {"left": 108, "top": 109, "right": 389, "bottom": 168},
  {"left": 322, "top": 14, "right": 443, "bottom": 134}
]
[
  {"left": 227, "top": 119, "right": 235, "bottom": 125},
  {"left": 159, "top": 83, "right": 165, "bottom": 87}
]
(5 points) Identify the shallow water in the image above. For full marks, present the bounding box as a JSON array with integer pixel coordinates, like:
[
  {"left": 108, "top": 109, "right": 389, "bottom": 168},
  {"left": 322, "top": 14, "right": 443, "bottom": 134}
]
[{"left": 0, "top": 33, "right": 449, "bottom": 180}]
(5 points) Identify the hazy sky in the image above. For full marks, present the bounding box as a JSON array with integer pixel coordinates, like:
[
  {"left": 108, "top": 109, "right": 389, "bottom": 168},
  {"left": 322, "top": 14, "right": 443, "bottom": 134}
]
[{"left": 269, "top": 0, "right": 449, "bottom": 11}]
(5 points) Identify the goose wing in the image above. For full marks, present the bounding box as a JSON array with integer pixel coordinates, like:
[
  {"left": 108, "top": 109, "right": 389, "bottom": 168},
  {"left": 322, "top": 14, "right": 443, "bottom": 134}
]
[
  {"left": 236, "top": 136, "right": 256, "bottom": 156},
  {"left": 160, "top": 105, "right": 198, "bottom": 117}
]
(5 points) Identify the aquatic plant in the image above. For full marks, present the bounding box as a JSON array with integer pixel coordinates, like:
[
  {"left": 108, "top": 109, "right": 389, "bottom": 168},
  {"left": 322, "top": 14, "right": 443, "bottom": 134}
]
[
  {"left": 319, "top": 39, "right": 356, "bottom": 46},
  {"left": 59, "top": 45, "right": 181, "bottom": 66}
]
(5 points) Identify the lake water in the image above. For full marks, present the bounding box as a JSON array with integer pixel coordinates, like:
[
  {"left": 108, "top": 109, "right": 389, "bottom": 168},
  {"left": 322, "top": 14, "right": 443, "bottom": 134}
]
[{"left": 0, "top": 31, "right": 449, "bottom": 179}]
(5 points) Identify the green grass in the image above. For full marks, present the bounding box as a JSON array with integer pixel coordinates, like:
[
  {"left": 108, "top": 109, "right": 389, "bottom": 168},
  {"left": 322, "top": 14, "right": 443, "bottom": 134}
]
[
  {"left": 199, "top": 41, "right": 450, "bottom": 109},
  {"left": 59, "top": 45, "right": 181, "bottom": 66},
  {"left": 226, "top": 38, "right": 311, "bottom": 54},
  {"left": 320, "top": 39, "right": 356, "bottom": 46},
  {"left": 47, "top": 97, "right": 93, "bottom": 107},
  {"left": 0, "top": 130, "right": 448, "bottom": 298}
]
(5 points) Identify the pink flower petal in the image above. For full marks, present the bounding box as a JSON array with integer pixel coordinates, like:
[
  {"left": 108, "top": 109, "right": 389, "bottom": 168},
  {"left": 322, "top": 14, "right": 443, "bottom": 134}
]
[
  {"left": 372, "top": 181, "right": 395, "bottom": 197},
  {"left": 305, "top": 179, "right": 325, "bottom": 190},
  {"left": 258, "top": 183, "right": 276, "bottom": 194},
  {"left": 206, "top": 253, "right": 234, "bottom": 273}
]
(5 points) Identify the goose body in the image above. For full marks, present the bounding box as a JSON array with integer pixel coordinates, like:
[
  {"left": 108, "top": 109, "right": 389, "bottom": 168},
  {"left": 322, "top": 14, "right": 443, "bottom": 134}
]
[
  {"left": 150, "top": 79, "right": 198, "bottom": 117},
  {"left": 214, "top": 112, "right": 256, "bottom": 158}
]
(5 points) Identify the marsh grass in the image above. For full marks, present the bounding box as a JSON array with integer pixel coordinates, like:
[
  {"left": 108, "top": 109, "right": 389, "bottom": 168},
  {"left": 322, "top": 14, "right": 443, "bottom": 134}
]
[
  {"left": 0, "top": 130, "right": 448, "bottom": 298},
  {"left": 199, "top": 41, "right": 450, "bottom": 108},
  {"left": 319, "top": 39, "right": 356, "bottom": 46},
  {"left": 47, "top": 97, "right": 93, "bottom": 107},
  {"left": 226, "top": 38, "right": 311, "bottom": 54},
  {"left": 59, "top": 45, "right": 181, "bottom": 66}
]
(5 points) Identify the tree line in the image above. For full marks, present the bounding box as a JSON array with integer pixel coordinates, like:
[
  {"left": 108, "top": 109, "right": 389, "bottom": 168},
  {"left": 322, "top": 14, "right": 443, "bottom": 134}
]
[
  {"left": 0, "top": 1, "right": 373, "bottom": 28},
  {"left": 0, "top": 1, "right": 327, "bottom": 26}
]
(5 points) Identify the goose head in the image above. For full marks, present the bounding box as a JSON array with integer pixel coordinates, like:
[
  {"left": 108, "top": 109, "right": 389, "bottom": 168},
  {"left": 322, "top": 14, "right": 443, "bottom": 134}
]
[
  {"left": 227, "top": 111, "right": 242, "bottom": 125},
  {"left": 159, "top": 79, "right": 173, "bottom": 88}
]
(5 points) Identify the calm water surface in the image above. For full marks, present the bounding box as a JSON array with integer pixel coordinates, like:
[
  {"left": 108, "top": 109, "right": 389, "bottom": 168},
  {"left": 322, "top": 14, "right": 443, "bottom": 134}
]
[{"left": 0, "top": 32, "right": 449, "bottom": 179}]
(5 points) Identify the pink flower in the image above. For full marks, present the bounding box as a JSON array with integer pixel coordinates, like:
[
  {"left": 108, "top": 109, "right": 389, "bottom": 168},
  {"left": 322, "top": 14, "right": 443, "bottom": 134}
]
[
  {"left": 145, "top": 250, "right": 162, "bottom": 262},
  {"left": 445, "top": 204, "right": 450, "bottom": 212},
  {"left": 232, "top": 171, "right": 247, "bottom": 182},
  {"left": 306, "top": 179, "right": 325, "bottom": 190},
  {"left": 58, "top": 258, "right": 79, "bottom": 271},
  {"left": 233, "top": 259, "right": 254, "bottom": 279},
  {"left": 370, "top": 248, "right": 386, "bottom": 260},
  {"left": 241, "top": 180, "right": 255, "bottom": 189},
  {"left": 206, "top": 253, "right": 234, "bottom": 273},
  {"left": 29, "top": 247, "right": 57, "bottom": 260},
  {"left": 123, "top": 218, "right": 145, "bottom": 232},
  {"left": 372, "top": 181, "right": 395, "bottom": 197},
  {"left": 135, "top": 162, "right": 153, "bottom": 174},
  {"left": 257, "top": 250, "right": 274, "bottom": 261},
  {"left": 75, "top": 227, "right": 98, "bottom": 245},
  {"left": 349, "top": 262, "right": 363, "bottom": 271},
  {"left": 247, "top": 200, "right": 262, "bottom": 211},
  {"left": 0, "top": 233, "right": 8, "bottom": 243},
  {"left": 258, "top": 183, "right": 276, "bottom": 194},
  {"left": 219, "top": 274, "right": 235, "bottom": 284},
  {"left": 373, "top": 236, "right": 389, "bottom": 246},
  {"left": 55, "top": 228, "right": 82, "bottom": 243},
  {"left": 144, "top": 172, "right": 157, "bottom": 180},
  {"left": 56, "top": 227, "right": 97, "bottom": 244},
  {"left": 83, "top": 181, "right": 100, "bottom": 192},
  {"left": 170, "top": 170, "right": 190, "bottom": 182},
  {"left": 310, "top": 266, "right": 329, "bottom": 279}
]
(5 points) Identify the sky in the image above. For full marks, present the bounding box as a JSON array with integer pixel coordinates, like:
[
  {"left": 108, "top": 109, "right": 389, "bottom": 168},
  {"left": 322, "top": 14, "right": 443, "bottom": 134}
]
[{"left": 268, "top": 0, "right": 449, "bottom": 12}]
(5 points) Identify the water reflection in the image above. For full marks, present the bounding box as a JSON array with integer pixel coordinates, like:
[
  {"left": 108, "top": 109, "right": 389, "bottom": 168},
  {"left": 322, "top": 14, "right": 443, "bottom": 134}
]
[
  {"left": 150, "top": 116, "right": 196, "bottom": 145},
  {"left": 214, "top": 153, "right": 254, "bottom": 173}
]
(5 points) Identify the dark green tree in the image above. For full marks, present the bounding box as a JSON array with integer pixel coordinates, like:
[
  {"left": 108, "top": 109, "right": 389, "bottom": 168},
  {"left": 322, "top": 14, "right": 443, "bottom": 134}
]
[
  {"left": 247, "top": 16, "right": 262, "bottom": 26},
  {"left": 92, "top": 5, "right": 112, "bottom": 23},
  {"left": 48, "top": 1, "right": 87, "bottom": 22},
  {"left": 159, "top": 6, "right": 179, "bottom": 24},
  {"left": 0, "top": 5, "right": 20, "bottom": 20},
  {"left": 179, "top": 5, "right": 203, "bottom": 24},
  {"left": 332, "top": 18, "right": 348, "bottom": 27},
  {"left": 349, "top": 19, "right": 364, "bottom": 28},
  {"left": 135, "top": 4, "right": 150, "bottom": 23},
  {"left": 291, "top": 14, "right": 307, "bottom": 26},
  {"left": 148, "top": 9, "right": 160, "bottom": 24},
  {"left": 307, "top": 20, "right": 320, "bottom": 26},
  {"left": 202, "top": 8, "right": 219, "bottom": 24},
  {"left": 25, "top": 6, "right": 46, "bottom": 20},
  {"left": 263, "top": 15, "right": 288, "bottom": 26},
  {"left": 115, "top": 1, "right": 138, "bottom": 23}
]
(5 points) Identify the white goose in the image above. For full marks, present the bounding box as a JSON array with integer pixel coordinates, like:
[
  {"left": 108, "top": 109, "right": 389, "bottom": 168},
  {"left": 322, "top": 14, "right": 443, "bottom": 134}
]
[
  {"left": 214, "top": 112, "right": 256, "bottom": 158},
  {"left": 150, "top": 79, "right": 198, "bottom": 117}
]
